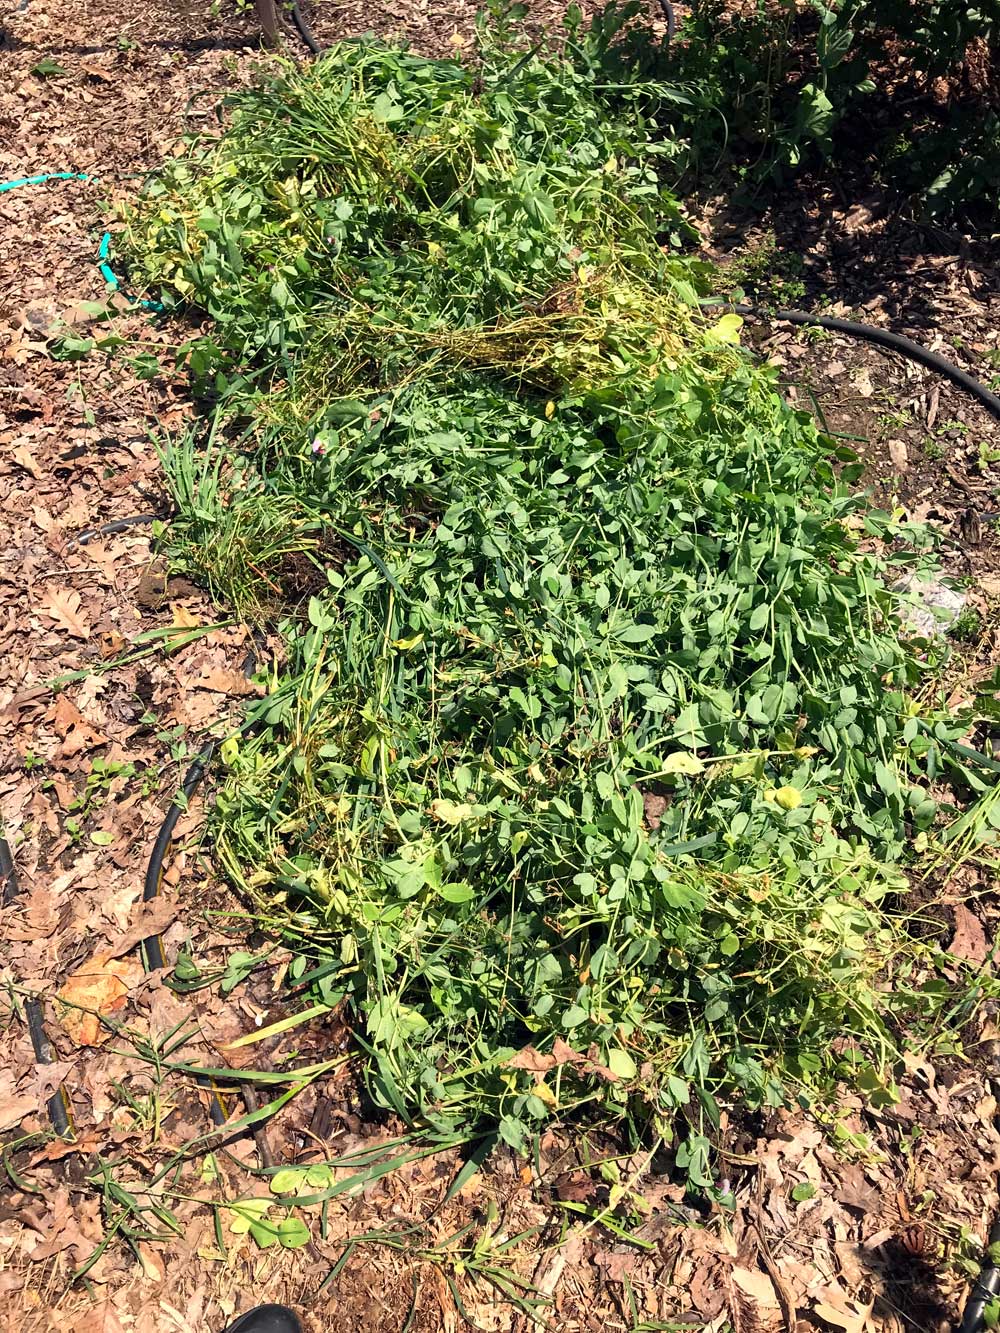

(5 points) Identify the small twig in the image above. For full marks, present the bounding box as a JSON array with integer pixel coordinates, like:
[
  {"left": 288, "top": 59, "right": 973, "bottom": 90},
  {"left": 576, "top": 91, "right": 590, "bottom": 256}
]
[{"left": 754, "top": 1175, "right": 797, "bottom": 1332}]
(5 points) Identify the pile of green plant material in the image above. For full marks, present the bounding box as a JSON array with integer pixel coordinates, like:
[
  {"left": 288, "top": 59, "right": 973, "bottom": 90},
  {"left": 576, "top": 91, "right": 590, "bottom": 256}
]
[{"left": 123, "top": 8, "right": 985, "bottom": 1173}]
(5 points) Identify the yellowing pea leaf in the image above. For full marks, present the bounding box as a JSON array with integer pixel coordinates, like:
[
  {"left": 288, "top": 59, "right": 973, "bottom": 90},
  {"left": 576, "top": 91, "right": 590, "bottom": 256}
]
[
  {"left": 226, "top": 1198, "right": 271, "bottom": 1234},
  {"left": 606, "top": 1048, "right": 637, "bottom": 1080},
  {"left": 658, "top": 751, "right": 705, "bottom": 776},
  {"left": 733, "top": 754, "right": 764, "bottom": 779},
  {"left": 707, "top": 312, "right": 743, "bottom": 345},
  {"left": 774, "top": 785, "right": 803, "bottom": 810},
  {"left": 430, "top": 798, "right": 475, "bottom": 825}
]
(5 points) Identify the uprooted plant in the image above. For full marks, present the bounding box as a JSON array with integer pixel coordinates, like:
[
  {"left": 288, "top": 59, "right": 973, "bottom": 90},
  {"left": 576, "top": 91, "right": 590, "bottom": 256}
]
[{"left": 120, "top": 6, "right": 999, "bottom": 1183}]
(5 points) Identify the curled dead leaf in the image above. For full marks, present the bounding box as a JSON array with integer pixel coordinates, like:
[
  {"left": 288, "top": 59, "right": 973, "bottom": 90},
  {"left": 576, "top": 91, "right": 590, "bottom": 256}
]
[
  {"left": 730, "top": 1265, "right": 781, "bottom": 1309},
  {"left": 508, "top": 1045, "right": 558, "bottom": 1073},
  {"left": 55, "top": 953, "right": 141, "bottom": 1046},
  {"left": 0, "top": 1071, "right": 39, "bottom": 1133},
  {"left": 48, "top": 694, "right": 107, "bottom": 759},
  {"left": 507, "top": 1037, "right": 618, "bottom": 1081}
]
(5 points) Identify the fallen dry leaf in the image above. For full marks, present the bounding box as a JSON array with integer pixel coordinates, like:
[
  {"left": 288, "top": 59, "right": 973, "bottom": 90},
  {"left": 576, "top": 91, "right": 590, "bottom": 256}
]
[
  {"left": 39, "top": 587, "right": 91, "bottom": 639},
  {"left": 0, "top": 1069, "right": 39, "bottom": 1133},
  {"left": 137, "top": 1243, "right": 165, "bottom": 1282},
  {"left": 927, "top": 383, "right": 940, "bottom": 429},
  {"left": 731, "top": 1265, "right": 781, "bottom": 1309},
  {"left": 887, "top": 439, "right": 908, "bottom": 472},
  {"left": 833, "top": 1162, "right": 881, "bottom": 1215},
  {"left": 594, "top": 1248, "right": 639, "bottom": 1281},
  {"left": 198, "top": 666, "right": 262, "bottom": 696},
  {"left": 949, "top": 903, "right": 989, "bottom": 965},
  {"left": 171, "top": 603, "right": 202, "bottom": 629},
  {"left": 49, "top": 694, "right": 108, "bottom": 759},
  {"left": 12, "top": 440, "right": 44, "bottom": 479},
  {"left": 103, "top": 895, "right": 182, "bottom": 959},
  {"left": 55, "top": 952, "right": 142, "bottom": 1046},
  {"left": 813, "top": 1293, "right": 874, "bottom": 1333}
]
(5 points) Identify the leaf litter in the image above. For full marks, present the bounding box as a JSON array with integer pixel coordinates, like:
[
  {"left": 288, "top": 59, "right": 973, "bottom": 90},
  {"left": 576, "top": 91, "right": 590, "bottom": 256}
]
[{"left": 3, "top": 0, "right": 1000, "bottom": 1331}]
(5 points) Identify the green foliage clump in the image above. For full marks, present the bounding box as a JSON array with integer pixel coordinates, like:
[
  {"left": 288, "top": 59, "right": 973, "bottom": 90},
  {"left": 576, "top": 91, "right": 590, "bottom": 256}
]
[
  {"left": 124, "top": 12, "right": 987, "bottom": 1170},
  {"left": 669, "top": 0, "right": 1000, "bottom": 220}
]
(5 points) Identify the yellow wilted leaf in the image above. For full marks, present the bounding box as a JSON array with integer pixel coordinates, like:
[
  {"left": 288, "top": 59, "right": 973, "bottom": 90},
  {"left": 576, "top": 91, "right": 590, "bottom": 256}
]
[
  {"left": 774, "top": 785, "right": 803, "bottom": 810},
  {"left": 430, "top": 798, "right": 475, "bottom": 825},
  {"left": 707, "top": 312, "right": 743, "bottom": 345},
  {"left": 658, "top": 751, "right": 705, "bottom": 776}
]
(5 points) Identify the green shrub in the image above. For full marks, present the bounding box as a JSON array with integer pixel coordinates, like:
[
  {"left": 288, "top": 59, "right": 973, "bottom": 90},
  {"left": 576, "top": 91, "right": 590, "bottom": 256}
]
[{"left": 670, "top": 0, "right": 1000, "bottom": 218}]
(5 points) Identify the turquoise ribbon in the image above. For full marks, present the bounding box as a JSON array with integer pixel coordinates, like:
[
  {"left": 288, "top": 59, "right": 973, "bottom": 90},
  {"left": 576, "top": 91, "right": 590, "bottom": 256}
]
[{"left": 1, "top": 170, "right": 164, "bottom": 313}]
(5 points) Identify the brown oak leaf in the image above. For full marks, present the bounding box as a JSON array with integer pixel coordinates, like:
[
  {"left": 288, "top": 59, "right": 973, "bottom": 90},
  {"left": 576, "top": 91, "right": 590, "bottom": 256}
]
[{"left": 39, "top": 587, "right": 90, "bottom": 639}]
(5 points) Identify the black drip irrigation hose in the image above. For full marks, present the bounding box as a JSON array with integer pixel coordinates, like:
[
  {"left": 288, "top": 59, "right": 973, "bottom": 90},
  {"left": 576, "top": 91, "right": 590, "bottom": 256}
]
[
  {"left": 140, "top": 742, "right": 231, "bottom": 1128},
  {"left": 659, "top": 0, "right": 677, "bottom": 41},
  {"left": 0, "top": 833, "right": 17, "bottom": 908},
  {"left": 66, "top": 513, "right": 159, "bottom": 551},
  {"left": 288, "top": 0, "right": 322, "bottom": 55},
  {"left": 1, "top": 836, "right": 76, "bottom": 1139},
  {"left": 961, "top": 1210, "right": 1000, "bottom": 1333},
  {"left": 141, "top": 630, "right": 269, "bottom": 1129},
  {"left": 717, "top": 301, "right": 1000, "bottom": 423},
  {"left": 24, "top": 996, "right": 76, "bottom": 1140}
]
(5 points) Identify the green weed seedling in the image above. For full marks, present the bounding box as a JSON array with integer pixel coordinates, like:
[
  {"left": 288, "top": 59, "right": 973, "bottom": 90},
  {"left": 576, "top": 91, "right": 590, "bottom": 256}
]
[{"left": 64, "top": 756, "right": 137, "bottom": 843}]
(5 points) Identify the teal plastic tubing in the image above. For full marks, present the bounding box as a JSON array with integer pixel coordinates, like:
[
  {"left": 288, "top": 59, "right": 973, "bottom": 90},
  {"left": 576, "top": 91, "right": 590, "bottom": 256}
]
[{"left": 0, "top": 170, "right": 164, "bottom": 312}]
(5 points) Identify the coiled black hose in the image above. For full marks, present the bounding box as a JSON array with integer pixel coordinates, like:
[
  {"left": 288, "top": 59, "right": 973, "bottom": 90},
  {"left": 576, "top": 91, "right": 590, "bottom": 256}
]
[{"left": 717, "top": 301, "right": 1000, "bottom": 422}]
